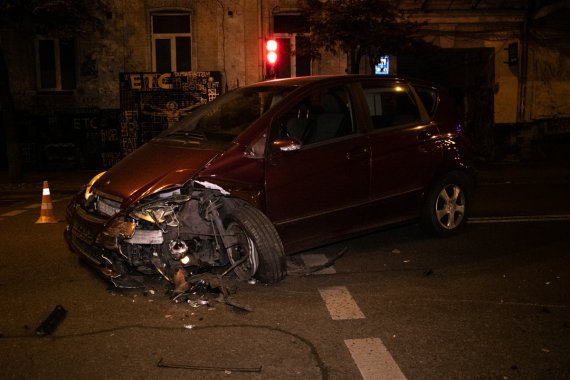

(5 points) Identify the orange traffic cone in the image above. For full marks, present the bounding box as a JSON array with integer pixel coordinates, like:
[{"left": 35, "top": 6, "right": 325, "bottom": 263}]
[{"left": 36, "top": 181, "right": 58, "bottom": 224}]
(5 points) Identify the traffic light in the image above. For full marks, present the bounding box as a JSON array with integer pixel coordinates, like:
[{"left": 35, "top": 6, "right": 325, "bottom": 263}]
[{"left": 265, "top": 38, "right": 278, "bottom": 80}]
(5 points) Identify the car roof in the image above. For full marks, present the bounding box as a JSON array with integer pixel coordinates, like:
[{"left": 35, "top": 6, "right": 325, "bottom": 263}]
[
  {"left": 247, "top": 74, "right": 438, "bottom": 89},
  {"left": 247, "top": 74, "right": 409, "bottom": 86}
]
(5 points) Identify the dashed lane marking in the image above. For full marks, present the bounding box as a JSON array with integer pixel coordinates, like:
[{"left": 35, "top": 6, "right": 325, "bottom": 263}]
[
  {"left": 469, "top": 215, "right": 570, "bottom": 223},
  {"left": 0, "top": 210, "right": 27, "bottom": 217},
  {"left": 318, "top": 286, "right": 365, "bottom": 320},
  {"left": 319, "top": 286, "right": 407, "bottom": 379},
  {"left": 345, "top": 338, "right": 407, "bottom": 380},
  {"left": 0, "top": 198, "right": 68, "bottom": 220}
]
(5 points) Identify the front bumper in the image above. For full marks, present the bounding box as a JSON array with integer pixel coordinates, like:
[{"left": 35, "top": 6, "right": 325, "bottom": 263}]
[{"left": 65, "top": 203, "right": 124, "bottom": 283}]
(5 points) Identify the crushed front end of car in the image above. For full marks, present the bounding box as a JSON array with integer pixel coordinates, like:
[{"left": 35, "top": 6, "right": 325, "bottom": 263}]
[
  {"left": 65, "top": 83, "right": 294, "bottom": 292},
  {"left": 65, "top": 176, "right": 285, "bottom": 291}
]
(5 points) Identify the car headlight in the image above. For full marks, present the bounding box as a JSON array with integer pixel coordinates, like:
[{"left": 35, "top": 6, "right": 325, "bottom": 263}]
[{"left": 85, "top": 171, "right": 106, "bottom": 201}]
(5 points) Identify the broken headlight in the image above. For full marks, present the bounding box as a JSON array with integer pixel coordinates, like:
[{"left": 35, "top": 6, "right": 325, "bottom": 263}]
[{"left": 85, "top": 171, "right": 106, "bottom": 201}]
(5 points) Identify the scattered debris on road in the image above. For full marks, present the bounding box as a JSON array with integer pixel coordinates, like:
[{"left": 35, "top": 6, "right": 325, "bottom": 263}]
[
  {"left": 287, "top": 247, "right": 347, "bottom": 276},
  {"left": 35, "top": 305, "right": 67, "bottom": 336}
]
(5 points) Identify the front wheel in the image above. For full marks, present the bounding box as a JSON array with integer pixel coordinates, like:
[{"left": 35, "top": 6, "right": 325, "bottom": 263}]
[
  {"left": 224, "top": 205, "right": 286, "bottom": 283},
  {"left": 421, "top": 173, "right": 471, "bottom": 237}
]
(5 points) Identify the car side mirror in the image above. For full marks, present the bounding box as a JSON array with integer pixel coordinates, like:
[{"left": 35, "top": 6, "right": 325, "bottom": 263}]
[{"left": 272, "top": 137, "right": 302, "bottom": 152}]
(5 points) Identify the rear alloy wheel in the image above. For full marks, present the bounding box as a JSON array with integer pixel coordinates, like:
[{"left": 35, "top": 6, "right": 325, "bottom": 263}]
[
  {"left": 224, "top": 205, "right": 286, "bottom": 283},
  {"left": 421, "top": 173, "right": 470, "bottom": 237}
]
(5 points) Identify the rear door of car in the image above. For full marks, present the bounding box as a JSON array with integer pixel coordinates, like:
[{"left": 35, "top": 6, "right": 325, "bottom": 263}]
[
  {"left": 264, "top": 82, "right": 371, "bottom": 252},
  {"left": 359, "top": 79, "right": 442, "bottom": 225}
]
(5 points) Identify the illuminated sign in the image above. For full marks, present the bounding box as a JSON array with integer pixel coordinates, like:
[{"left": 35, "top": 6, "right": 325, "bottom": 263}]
[{"left": 375, "top": 55, "right": 390, "bottom": 76}]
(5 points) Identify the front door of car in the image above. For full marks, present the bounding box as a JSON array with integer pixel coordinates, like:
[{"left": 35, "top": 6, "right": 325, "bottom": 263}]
[
  {"left": 362, "top": 82, "right": 441, "bottom": 223},
  {"left": 264, "top": 85, "right": 370, "bottom": 252}
]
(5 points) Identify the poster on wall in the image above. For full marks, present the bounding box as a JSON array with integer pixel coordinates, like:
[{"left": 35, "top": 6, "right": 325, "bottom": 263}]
[{"left": 119, "top": 71, "right": 222, "bottom": 157}]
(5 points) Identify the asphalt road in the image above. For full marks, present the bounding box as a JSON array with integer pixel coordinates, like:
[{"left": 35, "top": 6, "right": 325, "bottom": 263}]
[{"left": 0, "top": 167, "right": 569, "bottom": 379}]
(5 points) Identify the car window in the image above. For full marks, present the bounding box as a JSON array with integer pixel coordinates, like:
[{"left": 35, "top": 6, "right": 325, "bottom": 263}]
[
  {"left": 363, "top": 84, "right": 420, "bottom": 129},
  {"left": 278, "top": 86, "right": 355, "bottom": 145},
  {"left": 155, "top": 85, "right": 294, "bottom": 149},
  {"left": 414, "top": 86, "right": 438, "bottom": 117}
]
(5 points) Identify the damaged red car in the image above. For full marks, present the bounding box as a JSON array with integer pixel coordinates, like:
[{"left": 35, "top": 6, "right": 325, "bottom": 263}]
[{"left": 65, "top": 75, "right": 475, "bottom": 290}]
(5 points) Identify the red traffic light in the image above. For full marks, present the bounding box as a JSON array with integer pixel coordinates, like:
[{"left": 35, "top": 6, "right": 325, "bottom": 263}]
[
  {"left": 266, "top": 39, "right": 278, "bottom": 65},
  {"left": 267, "top": 51, "right": 278, "bottom": 65}
]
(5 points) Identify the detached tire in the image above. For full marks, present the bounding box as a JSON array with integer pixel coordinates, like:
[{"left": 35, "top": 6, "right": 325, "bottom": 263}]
[
  {"left": 421, "top": 172, "right": 471, "bottom": 237},
  {"left": 224, "top": 205, "right": 286, "bottom": 283}
]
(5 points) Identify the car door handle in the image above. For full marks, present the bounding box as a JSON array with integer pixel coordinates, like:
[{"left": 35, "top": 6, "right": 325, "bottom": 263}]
[
  {"left": 418, "top": 130, "right": 434, "bottom": 141},
  {"left": 346, "top": 147, "right": 369, "bottom": 160}
]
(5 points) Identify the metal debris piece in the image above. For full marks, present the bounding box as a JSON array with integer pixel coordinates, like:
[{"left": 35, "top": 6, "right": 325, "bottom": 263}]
[
  {"left": 110, "top": 275, "right": 145, "bottom": 289},
  {"left": 157, "top": 358, "right": 262, "bottom": 373},
  {"left": 214, "top": 296, "right": 253, "bottom": 313},
  {"left": 188, "top": 299, "right": 209, "bottom": 308},
  {"left": 287, "top": 247, "right": 348, "bottom": 276},
  {"left": 170, "top": 273, "right": 249, "bottom": 312},
  {"left": 36, "top": 305, "right": 67, "bottom": 336}
]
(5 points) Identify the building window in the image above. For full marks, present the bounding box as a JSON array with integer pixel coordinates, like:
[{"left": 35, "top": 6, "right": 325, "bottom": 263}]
[
  {"left": 273, "top": 15, "right": 311, "bottom": 78},
  {"left": 36, "top": 38, "right": 76, "bottom": 91},
  {"left": 152, "top": 13, "right": 192, "bottom": 72}
]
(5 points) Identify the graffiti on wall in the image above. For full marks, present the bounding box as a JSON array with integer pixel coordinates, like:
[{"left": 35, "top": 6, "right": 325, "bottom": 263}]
[
  {"left": 119, "top": 71, "right": 222, "bottom": 158},
  {"left": 15, "top": 109, "right": 121, "bottom": 170},
  {"left": 13, "top": 72, "right": 222, "bottom": 170}
]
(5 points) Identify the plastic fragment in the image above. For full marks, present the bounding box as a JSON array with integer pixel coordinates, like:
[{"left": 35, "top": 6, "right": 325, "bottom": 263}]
[{"left": 36, "top": 305, "right": 67, "bottom": 336}]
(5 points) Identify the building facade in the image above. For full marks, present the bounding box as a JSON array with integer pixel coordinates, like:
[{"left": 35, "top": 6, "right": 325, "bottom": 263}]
[{"left": 1, "top": 0, "right": 569, "bottom": 170}]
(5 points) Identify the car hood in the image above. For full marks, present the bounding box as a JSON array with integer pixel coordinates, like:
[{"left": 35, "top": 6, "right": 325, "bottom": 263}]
[{"left": 93, "top": 141, "right": 222, "bottom": 207}]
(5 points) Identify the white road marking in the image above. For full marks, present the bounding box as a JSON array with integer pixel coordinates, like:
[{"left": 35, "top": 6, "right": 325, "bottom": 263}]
[
  {"left": 0, "top": 198, "right": 67, "bottom": 219},
  {"left": 0, "top": 210, "right": 27, "bottom": 217},
  {"left": 318, "top": 286, "right": 365, "bottom": 320},
  {"left": 345, "top": 338, "right": 407, "bottom": 380},
  {"left": 301, "top": 253, "right": 336, "bottom": 274},
  {"left": 469, "top": 215, "right": 570, "bottom": 223}
]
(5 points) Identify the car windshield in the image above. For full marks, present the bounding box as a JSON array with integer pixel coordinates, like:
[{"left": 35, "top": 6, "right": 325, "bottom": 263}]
[{"left": 154, "top": 85, "right": 295, "bottom": 149}]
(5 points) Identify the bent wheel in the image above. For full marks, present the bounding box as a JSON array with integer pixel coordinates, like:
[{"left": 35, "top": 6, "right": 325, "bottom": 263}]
[
  {"left": 225, "top": 220, "right": 259, "bottom": 281},
  {"left": 224, "top": 205, "right": 286, "bottom": 283}
]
